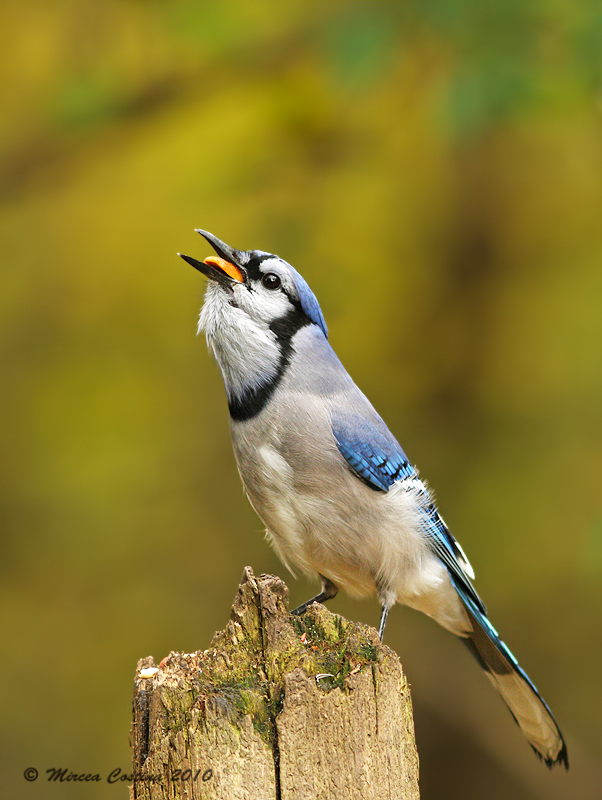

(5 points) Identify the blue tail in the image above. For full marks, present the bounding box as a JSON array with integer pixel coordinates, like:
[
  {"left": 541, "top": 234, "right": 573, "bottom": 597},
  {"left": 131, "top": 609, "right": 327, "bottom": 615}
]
[{"left": 451, "top": 577, "right": 568, "bottom": 768}]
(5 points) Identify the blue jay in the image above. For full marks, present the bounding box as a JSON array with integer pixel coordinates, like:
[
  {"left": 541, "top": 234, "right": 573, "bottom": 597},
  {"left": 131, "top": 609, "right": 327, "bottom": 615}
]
[{"left": 179, "top": 230, "right": 568, "bottom": 769}]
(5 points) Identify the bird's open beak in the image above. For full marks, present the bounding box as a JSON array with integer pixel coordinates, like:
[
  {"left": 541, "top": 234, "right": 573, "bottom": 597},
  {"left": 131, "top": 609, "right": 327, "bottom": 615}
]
[{"left": 178, "top": 230, "right": 246, "bottom": 285}]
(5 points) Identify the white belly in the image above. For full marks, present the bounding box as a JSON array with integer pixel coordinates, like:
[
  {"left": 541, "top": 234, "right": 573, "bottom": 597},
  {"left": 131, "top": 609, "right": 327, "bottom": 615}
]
[{"left": 233, "top": 438, "right": 469, "bottom": 635}]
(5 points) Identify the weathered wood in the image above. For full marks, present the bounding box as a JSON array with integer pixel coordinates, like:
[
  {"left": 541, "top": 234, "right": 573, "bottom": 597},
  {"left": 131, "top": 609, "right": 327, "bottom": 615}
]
[{"left": 130, "top": 567, "right": 419, "bottom": 800}]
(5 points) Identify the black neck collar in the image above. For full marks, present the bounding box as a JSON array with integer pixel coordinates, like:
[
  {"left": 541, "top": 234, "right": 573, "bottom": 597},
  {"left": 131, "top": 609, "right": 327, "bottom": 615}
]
[{"left": 228, "top": 308, "right": 311, "bottom": 422}]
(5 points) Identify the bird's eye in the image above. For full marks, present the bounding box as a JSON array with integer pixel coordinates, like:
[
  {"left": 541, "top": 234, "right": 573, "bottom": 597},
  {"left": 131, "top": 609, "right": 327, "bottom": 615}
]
[{"left": 262, "top": 273, "right": 281, "bottom": 290}]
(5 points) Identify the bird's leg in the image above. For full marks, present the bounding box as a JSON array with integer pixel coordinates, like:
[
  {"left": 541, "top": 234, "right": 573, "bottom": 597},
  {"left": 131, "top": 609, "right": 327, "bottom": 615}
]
[
  {"left": 378, "top": 603, "right": 390, "bottom": 642},
  {"left": 290, "top": 575, "right": 338, "bottom": 616}
]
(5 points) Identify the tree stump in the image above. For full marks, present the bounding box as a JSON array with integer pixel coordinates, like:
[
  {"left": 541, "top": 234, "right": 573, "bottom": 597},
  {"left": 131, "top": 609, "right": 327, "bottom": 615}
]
[{"left": 130, "top": 567, "right": 419, "bottom": 800}]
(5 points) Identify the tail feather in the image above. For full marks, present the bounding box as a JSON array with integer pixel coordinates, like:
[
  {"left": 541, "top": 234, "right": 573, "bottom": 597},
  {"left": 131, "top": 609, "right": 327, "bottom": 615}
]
[{"left": 452, "top": 577, "right": 568, "bottom": 769}]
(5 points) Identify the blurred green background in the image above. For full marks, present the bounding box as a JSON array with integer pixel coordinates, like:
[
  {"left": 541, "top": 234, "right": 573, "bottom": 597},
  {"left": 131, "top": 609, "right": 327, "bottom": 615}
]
[{"left": 2, "top": 1, "right": 601, "bottom": 798}]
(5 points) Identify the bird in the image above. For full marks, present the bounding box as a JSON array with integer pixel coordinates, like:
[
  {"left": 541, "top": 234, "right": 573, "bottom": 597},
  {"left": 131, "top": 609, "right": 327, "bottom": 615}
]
[{"left": 179, "top": 230, "right": 568, "bottom": 769}]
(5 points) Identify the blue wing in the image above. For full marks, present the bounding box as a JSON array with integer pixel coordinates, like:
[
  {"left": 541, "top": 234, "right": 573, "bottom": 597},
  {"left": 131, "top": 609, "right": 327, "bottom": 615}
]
[
  {"left": 332, "top": 411, "right": 567, "bottom": 766},
  {"left": 331, "top": 410, "right": 485, "bottom": 613},
  {"left": 332, "top": 420, "right": 415, "bottom": 491}
]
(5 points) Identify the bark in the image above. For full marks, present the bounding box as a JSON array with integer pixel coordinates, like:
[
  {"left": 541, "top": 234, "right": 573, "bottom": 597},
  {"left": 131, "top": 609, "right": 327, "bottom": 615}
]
[{"left": 130, "top": 567, "right": 419, "bottom": 800}]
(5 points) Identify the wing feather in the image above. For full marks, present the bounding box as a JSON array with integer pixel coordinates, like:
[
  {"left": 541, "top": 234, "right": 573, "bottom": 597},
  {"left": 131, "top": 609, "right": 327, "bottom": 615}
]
[{"left": 332, "top": 410, "right": 484, "bottom": 612}]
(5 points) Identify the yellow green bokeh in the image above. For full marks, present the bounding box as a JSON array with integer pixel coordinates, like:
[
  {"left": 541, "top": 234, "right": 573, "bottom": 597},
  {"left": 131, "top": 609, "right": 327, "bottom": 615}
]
[{"left": 2, "top": 2, "right": 601, "bottom": 798}]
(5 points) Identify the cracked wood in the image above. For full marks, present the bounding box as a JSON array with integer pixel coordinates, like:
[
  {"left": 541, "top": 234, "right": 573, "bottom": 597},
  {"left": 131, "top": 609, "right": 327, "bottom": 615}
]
[{"left": 130, "top": 567, "right": 420, "bottom": 800}]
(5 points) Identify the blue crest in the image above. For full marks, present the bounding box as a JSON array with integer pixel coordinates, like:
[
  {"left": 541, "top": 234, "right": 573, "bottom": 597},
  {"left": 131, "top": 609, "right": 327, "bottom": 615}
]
[{"left": 289, "top": 265, "right": 328, "bottom": 338}]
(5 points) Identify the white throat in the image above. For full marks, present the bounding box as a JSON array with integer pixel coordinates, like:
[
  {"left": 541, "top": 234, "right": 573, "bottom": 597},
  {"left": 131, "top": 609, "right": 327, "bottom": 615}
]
[{"left": 198, "top": 283, "right": 281, "bottom": 402}]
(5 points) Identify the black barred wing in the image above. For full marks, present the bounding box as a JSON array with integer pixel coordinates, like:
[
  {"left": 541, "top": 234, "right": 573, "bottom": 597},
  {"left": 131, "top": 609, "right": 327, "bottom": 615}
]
[{"left": 332, "top": 410, "right": 484, "bottom": 612}]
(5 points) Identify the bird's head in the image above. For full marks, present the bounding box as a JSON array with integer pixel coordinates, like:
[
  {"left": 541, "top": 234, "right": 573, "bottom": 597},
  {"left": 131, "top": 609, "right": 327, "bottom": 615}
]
[{"left": 179, "top": 230, "right": 328, "bottom": 414}]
